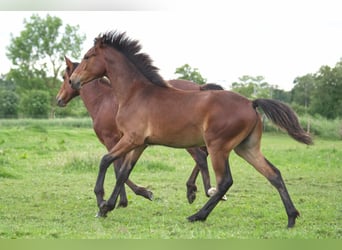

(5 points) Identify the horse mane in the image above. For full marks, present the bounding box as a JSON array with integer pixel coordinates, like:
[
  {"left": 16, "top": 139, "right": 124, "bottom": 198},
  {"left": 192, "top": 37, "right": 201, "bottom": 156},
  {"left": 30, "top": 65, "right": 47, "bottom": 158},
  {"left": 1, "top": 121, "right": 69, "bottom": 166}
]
[{"left": 95, "top": 31, "right": 169, "bottom": 88}]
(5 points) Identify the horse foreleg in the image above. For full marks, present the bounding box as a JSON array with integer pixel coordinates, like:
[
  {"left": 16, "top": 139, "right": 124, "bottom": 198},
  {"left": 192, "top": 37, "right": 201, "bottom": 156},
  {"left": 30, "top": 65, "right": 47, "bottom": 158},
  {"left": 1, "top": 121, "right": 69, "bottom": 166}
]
[
  {"left": 112, "top": 158, "right": 128, "bottom": 208},
  {"left": 94, "top": 153, "right": 117, "bottom": 215},
  {"left": 98, "top": 145, "right": 147, "bottom": 217},
  {"left": 185, "top": 147, "right": 211, "bottom": 204},
  {"left": 188, "top": 153, "right": 233, "bottom": 222}
]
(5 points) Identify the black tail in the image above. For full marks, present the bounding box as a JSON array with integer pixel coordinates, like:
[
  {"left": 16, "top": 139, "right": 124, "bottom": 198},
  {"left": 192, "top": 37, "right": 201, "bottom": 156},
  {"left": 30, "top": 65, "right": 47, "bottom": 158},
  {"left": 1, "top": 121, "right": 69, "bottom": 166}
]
[{"left": 253, "top": 99, "right": 313, "bottom": 145}]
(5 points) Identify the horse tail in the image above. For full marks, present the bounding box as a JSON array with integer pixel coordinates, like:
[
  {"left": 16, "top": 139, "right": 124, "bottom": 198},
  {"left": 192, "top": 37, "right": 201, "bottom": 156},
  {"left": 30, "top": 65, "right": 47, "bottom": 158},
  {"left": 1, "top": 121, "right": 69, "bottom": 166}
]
[{"left": 252, "top": 99, "right": 313, "bottom": 145}]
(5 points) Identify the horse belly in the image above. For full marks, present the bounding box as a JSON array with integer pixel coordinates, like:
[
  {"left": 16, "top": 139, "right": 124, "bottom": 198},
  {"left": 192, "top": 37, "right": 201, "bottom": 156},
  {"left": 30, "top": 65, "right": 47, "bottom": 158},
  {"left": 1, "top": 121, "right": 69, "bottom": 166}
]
[{"left": 146, "top": 123, "right": 204, "bottom": 148}]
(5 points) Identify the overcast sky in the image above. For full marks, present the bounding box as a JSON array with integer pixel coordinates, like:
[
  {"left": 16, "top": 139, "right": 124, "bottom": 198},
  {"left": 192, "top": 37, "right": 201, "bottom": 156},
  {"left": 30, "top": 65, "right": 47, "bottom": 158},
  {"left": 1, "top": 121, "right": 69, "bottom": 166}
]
[{"left": 1, "top": 0, "right": 342, "bottom": 90}]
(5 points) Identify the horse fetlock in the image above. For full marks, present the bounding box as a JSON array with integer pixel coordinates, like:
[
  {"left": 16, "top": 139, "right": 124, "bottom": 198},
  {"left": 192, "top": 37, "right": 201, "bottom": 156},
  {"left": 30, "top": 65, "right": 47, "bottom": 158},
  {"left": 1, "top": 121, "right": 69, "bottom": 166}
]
[{"left": 117, "top": 199, "right": 128, "bottom": 208}]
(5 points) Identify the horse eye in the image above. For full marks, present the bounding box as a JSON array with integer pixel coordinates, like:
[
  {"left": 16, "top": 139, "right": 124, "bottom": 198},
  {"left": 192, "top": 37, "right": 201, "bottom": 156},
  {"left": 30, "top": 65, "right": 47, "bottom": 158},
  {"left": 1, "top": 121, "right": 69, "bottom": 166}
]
[{"left": 84, "top": 55, "right": 89, "bottom": 60}]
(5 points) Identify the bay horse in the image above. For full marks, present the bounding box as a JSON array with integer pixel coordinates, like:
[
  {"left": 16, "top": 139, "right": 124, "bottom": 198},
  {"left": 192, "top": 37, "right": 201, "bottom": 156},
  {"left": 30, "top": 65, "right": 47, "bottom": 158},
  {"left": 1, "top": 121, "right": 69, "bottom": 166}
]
[
  {"left": 69, "top": 31, "right": 313, "bottom": 228},
  {"left": 57, "top": 56, "right": 224, "bottom": 206}
]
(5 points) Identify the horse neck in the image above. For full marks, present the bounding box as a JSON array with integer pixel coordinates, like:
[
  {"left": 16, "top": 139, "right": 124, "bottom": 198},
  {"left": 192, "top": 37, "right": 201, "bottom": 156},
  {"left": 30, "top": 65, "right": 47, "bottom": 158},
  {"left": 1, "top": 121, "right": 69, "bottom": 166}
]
[
  {"left": 104, "top": 51, "right": 148, "bottom": 104},
  {"left": 80, "top": 80, "right": 116, "bottom": 121}
]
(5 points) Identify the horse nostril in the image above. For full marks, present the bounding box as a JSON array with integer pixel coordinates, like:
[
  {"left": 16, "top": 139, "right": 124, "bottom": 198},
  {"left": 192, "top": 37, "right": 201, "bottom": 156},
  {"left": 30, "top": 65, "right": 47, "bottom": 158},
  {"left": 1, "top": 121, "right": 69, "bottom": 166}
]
[{"left": 56, "top": 98, "right": 65, "bottom": 107}]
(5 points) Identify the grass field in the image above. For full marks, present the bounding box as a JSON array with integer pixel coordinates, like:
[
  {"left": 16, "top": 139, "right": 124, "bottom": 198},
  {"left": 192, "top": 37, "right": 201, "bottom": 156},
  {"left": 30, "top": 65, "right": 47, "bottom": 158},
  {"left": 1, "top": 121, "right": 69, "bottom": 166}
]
[{"left": 0, "top": 119, "right": 341, "bottom": 239}]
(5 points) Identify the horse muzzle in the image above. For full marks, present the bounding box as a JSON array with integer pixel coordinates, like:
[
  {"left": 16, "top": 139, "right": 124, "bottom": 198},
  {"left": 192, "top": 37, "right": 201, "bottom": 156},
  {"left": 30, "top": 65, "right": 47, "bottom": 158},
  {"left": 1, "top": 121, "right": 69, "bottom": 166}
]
[
  {"left": 69, "top": 79, "right": 82, "bottom": 90},
  {"left": 56, "top": 97, "right": 66, "bottom": 107}
]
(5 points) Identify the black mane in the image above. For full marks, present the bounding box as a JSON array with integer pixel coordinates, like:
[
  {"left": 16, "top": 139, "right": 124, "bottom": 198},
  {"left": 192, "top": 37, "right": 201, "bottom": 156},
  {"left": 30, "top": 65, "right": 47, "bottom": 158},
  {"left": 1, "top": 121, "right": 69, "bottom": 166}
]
[{"left": 95, "top": 31, "right": 168, "bottom": 88}]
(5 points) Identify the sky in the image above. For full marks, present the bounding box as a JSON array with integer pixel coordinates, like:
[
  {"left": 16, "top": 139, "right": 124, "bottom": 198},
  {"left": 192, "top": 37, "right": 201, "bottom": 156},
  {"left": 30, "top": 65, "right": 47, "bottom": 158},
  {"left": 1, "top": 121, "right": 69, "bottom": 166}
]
[{"left": 1, "top": 0, "right": 342, "bottom": 90}]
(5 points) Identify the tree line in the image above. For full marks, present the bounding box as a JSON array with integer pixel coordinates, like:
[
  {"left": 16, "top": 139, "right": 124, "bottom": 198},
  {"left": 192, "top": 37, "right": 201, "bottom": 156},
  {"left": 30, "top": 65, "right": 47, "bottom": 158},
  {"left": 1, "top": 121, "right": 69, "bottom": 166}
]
[
  {"left": 0, "top": 14, "right": 341, "bottom": 121},
  {"left": 230, "top": 63, "right": 342, "bottom": 120}
]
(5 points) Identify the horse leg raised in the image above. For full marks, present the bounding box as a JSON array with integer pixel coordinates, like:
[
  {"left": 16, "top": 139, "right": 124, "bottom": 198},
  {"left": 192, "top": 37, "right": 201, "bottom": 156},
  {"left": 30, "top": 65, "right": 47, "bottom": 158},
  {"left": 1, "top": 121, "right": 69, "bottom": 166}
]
[
  {"left": 114, "top": 157, "right": 153, "bottom": 203},
  {"left": 188, "top": 151, "right": 233, "bottom": 222},
  {"left": 234, "top": 124, "right": 300, "bottom": 228},
  {"left": 185, "top": 147, "right": 211, "bottom": 204},
  {"left": 125, "top": 179, "right": 153, "bottom": 201}
]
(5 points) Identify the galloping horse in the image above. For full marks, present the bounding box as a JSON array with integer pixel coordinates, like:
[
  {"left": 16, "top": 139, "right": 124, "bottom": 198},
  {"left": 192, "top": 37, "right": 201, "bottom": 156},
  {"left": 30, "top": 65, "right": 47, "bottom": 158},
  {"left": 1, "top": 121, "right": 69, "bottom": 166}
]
[
  {"left": 56, "top": 57, "right": 225, "bottom": 206},
  {"left": 70, "top": 31, "right": 312, "bottom": 227}
]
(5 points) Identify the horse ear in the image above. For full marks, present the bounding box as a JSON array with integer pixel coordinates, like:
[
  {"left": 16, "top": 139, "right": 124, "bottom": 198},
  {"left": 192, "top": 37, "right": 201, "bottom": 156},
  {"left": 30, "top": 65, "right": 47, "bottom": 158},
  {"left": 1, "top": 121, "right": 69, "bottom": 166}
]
[
  {"left": 96, "top": 37, "right": 105, "bottom": 48},
  {"left": 65, "top": 56, "right": 73, "bottom": 69}
]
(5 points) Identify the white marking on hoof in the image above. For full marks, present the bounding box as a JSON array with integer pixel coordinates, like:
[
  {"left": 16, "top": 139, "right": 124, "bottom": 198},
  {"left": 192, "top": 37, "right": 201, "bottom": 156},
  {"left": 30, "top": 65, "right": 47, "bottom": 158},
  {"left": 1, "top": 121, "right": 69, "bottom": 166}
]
[
  {"left": 208, "top": 187, "right": 217, "bottom": 197},
  {"left": 207, "top": 187, "right": 227, "bottom": 201}
]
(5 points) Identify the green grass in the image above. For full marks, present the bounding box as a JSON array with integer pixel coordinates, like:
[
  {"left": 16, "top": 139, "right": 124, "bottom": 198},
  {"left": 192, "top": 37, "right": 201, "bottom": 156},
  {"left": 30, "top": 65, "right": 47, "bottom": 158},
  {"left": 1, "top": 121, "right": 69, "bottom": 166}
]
[{"left": 0, "top": 120, "right": 341, "bottom": 239}]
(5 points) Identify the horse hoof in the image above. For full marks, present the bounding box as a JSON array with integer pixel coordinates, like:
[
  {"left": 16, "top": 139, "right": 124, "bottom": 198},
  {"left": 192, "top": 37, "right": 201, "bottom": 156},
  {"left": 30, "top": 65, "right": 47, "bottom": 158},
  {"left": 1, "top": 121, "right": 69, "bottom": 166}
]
[
  {"left": 187, "top": 192, "right": 196, "bottom": 204},
  {"left": 118, "top": 201, "right": 128, "bottom": 208},
  {"left": 287, "top": 213, "right": 299, "bottom": 228},
  {"left": 95, "top": 211, "right": 107, "bottom": 218},
  {"left": 187, "top": 213, "right": 207, "bottom": 222},
  {"left": 187, "top": 215, "right": 198, "bottom": 222},
  {"left": 147, "top": 191, "right": 154, "bottom": 201},
  {"left": 95, "top": 201, "right": 110, "bottom": 217},
  {"left": 207, "top": 187, "right": 227, "bottom": 201}
]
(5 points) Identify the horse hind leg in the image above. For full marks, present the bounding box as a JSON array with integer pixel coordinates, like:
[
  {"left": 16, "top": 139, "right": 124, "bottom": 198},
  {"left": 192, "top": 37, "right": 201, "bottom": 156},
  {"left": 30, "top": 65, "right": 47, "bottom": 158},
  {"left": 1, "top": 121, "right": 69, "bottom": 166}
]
[
  {"left": 188, "top": 152, "right": 233, "bottom": 222},
  {"left": 185, "top": 147, "right": 212, "bottom": 204},
  {"left": 234, "top": 137, "right": 300, "bottom": 228},
  {"left": 114, "top": 154, "right": 153, "bottom": 202},
  {"left": 125, "top": 179, "right": 153, "bottom": 201}
]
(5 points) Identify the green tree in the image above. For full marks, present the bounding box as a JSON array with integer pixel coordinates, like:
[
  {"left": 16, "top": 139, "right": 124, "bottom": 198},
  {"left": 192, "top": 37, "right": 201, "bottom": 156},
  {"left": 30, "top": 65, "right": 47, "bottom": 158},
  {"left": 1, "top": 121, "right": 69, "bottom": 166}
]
[
  {"left": 6, "top": 13, "right": 86, "bottom": 117},
  {"left": 310, "top": 62, "right": 342, "bottom": 119},
  {"left": 232, "top": 75, "right": 274, "bottom": 98},
  {"left": 272, "top": 87, "right": 291, "bottom": 103},
  {"left": 0, "top": 90, "right": 19, "bottom": 118},
  {"left": 175, "top": 64, "right": 207, "bottom": 84},
  {"left": 292, "top": 74, "right": 315, "bottom": 113},
  {"left": 21, "top": 90, "right": 50, "bottom": 118},
  {"left": 0, "top": 76, "right": 19, "bottom": 118}
]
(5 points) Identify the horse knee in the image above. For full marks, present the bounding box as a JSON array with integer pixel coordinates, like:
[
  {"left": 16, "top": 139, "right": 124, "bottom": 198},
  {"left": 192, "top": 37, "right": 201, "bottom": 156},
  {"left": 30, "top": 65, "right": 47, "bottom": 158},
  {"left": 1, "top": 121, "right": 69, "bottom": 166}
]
[{"left": 100, "top": 154, "right": 116, "bottom": 170}]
